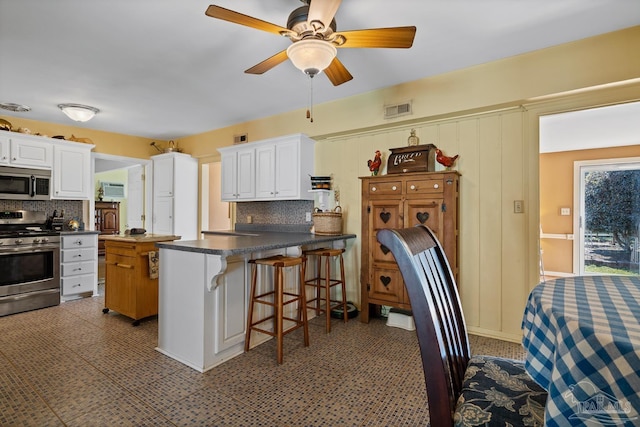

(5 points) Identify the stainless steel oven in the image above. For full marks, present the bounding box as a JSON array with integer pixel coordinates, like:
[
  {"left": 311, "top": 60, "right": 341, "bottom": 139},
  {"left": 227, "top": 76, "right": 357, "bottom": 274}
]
[{"left": 0, "top": 211, "right": 60, "bottom": 316}]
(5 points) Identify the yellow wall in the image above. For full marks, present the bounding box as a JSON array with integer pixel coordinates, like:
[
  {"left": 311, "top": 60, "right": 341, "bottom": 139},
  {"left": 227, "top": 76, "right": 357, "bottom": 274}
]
[
  {"left": 2, "top": 26, "right": 640, "bottom": 342},
  {"left": 0, "top": 116, "right": 160, "bottom": 160},
  {"left": 540, "top": 145, "right": 640, "bottom": 274}
]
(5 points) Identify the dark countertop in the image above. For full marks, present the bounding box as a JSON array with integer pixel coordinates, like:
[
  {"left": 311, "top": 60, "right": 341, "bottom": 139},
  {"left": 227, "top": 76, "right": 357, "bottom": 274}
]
[
  {"left": 59, "top": 230, "right": 100, "bottom": 235},
  {"left": 155, "top": 231, "right": 357, "bottom": 256}
]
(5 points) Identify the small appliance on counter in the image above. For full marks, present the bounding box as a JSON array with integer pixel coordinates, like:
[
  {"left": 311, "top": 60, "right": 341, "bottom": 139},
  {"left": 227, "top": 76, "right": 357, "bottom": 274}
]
[{"left": 46, "top": 210, "right": 65, "bottom": 231}]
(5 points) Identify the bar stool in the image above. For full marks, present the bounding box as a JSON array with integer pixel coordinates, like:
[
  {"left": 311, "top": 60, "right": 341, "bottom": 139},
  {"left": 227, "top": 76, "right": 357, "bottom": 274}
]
[
  {"left": 303, "top": 248, "right": 348, "bottom": 333},
  {"left": 245, "top": 255, "right": 309, "bottom": 364}
]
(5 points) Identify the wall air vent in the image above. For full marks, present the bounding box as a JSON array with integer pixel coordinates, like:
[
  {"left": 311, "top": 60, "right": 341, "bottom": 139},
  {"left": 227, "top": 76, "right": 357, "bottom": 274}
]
[
  {"left": 233, "top": 133, "right": 248, "bottom": 144},
  {"left": 384, "top": 101, "right": 412, "bottom": 119}
]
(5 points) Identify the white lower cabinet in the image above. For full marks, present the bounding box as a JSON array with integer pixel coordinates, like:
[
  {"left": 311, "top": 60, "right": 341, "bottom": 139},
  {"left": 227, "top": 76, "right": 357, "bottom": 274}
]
[
  {"left": 60, "top": 234, "right": 98, "bottom": 301},
  {"left": 157, "top": 249, "right": 249, "bottom": 372}
]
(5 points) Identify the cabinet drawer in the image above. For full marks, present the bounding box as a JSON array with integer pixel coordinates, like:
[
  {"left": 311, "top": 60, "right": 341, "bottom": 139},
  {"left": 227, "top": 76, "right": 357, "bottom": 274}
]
[
  {"left": 61, "top": 260, "right": 95, "bottom": 277},
  {"left": 62, "top": 274, "right": 94, "bottom": 295},
  {"left": 61, "top": 248, "right": 96, "bottom": 262},
  {"left": 106, "top": 253, "right": 136, "bottom": 268},
  {"left": 105, "top": 243, "right": 137, "bottom": 257},
  {"left": 62, "top": 235, "right": 96, "bottom": 249},
  {"left": 368, "top": 181, "right": 402, "bottom": 196},
  {"left": 406, "top": 178, "right": 444, "bottom": 195}
]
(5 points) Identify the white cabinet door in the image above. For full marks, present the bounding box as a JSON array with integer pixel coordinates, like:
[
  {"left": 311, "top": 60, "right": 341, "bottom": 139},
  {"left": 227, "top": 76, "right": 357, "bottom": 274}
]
[
  {"left": 0, "top": 136, "right": 9, "bottom": 165},
  {"left": 220, "top": 151, "right": 238, "bottom": 201},
  {"left": 274, "top": 140, "right": 299, "bottom": 199},
  {"left": 52, "top": 143, "right": 92, "bottom": 199},
  {"left": 220, "top": 148, "right": 255, "bottom": 201},
  {"left": 9, "top": 138, "right": 52, "bottom": 168},
  {"left": 154, "top": 197, "right": 174, "bottom": 235},
  {"left": 255, "top": 144, "right": 275, "bottom": 198},
  {"left": 154, "top": 156, "right": 174, "bottom": 197},
  {"left": 212, "top": 256, "right": 248, "bottom": 354}
]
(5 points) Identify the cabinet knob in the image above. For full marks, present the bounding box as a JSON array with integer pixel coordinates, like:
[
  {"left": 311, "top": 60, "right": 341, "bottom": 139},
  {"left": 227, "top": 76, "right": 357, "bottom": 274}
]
[
  {"left": 410, "top": 185, "right": 416, "bottom": 190},
  {"left": 371, "top": 187, "right": 377, "bottom": 192},
  {"left": 392, "top": 186, "right": 397, "bottom": 191},
  {"left": 433, "top": 183, "right": 439, "bottom": 189},
  {"left": 12, "top": 157, "right": 17, "bottom": 161},
  {"left": 75, "top": 240, "right": 83, "bottom": 245}
]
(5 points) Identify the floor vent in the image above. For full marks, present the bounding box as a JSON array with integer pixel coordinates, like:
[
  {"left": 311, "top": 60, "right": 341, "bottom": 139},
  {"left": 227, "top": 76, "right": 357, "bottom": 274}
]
[
  {"left": 233, "top": 133, "right": 248, "bottom": 144},
  {"left": 384, "top": 101, "right": 412, "bottom": 119}
]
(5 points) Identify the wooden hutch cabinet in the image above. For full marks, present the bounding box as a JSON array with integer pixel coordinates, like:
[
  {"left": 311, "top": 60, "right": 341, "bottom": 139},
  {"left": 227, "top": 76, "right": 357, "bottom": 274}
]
[
  {"left": 360, "top": 171, "right": 459, "bottom": 322},
  {"left": 95, "top": 201, "right": 120, "bottom": 255}
]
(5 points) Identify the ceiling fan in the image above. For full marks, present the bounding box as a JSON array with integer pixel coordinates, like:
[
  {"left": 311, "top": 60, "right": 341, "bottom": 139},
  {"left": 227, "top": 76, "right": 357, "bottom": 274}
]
[{"left": 205, "top": 0, "right": 416, "bottom": 86}]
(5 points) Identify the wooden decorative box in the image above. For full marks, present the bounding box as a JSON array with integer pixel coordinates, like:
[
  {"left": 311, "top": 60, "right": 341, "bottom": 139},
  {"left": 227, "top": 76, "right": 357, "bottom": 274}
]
[{"left": 387, "top": 144, "right": 436, "bottom": 174}]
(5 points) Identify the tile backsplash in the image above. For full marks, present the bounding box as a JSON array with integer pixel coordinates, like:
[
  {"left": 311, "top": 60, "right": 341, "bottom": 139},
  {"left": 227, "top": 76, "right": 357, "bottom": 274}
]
[
  {"left": 0, "top": 200, "right": 84, "bottom": 222},
  {"left": 236, "top": 200, "right": 314, "bottom": 225}
]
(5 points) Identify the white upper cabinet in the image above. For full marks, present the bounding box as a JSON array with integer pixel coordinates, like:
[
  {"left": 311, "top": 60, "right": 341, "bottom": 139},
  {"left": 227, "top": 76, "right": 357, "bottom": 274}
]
[
  {"left": 0, "top": 133, "right": 53, "bottom": 169},
  {"left": 153, "top": 155, "right": 175, "bottom": 197},
  {"left": 219, "top": 133, "right": 314, "bottom": 202},
  {"left": 220, "top": 147, "right": 255, "bottom": 201},
  {"left": 52, "top": 141, "right": 93, "bottom": 200},
  {"left": 1, "top": 132, "right": 94, "bottom": 200}
]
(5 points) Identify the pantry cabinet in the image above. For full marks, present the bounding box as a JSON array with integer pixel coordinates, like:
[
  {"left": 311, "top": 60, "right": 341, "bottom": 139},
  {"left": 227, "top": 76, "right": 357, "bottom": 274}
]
[
  {"left": 360, "top": 171, "right": 459, "bottom": 322},
  {"left": 219, "top": 133, "right": 314, "bottom": 202},
  {"left": 60, "top": 233, "right": 98, "bottom": 301},
  {"left": 152, "top": 152, "right": 198, "bottom": 240}
]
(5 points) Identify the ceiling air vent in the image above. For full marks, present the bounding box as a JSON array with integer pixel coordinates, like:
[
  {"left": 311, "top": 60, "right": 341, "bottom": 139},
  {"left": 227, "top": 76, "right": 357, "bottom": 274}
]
[
  {"left": 384, "top": 101, "right": 412, "bottom": 119},
  {"left": 233, "top": 134, "right": 248, "bottom": 144}
]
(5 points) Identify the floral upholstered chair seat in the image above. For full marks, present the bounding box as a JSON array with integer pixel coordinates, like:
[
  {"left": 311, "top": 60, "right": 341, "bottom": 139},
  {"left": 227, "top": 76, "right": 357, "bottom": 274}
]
[{"left": 454, "top": 355, "right": 547, "bottom": 427}]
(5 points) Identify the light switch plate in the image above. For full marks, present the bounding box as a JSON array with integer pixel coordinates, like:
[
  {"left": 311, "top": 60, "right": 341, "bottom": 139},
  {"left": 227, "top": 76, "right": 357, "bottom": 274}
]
[{"left": 514, "top": 200, "right": 524, "bottom": 214}]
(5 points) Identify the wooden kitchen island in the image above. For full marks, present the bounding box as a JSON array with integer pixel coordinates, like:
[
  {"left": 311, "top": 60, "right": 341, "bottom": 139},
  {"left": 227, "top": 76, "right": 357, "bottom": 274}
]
[
  {"left": 155, "top": 230, "right": 356, "bottom": 372},
  {"left": 102, "top": 234, "right": 180, "bottom": 325}
]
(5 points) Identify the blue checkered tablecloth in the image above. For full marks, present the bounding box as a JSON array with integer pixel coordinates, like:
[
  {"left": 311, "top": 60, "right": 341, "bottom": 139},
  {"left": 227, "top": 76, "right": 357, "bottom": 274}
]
[{"left": 522, "top": 276, "right": 640, "bottom": 426}]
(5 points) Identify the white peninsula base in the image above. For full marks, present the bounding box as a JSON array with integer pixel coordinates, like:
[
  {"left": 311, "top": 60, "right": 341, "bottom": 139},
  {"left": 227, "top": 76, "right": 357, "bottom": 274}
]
[{"left": 156, "top": 249, "right": 249, "bottom": 372}]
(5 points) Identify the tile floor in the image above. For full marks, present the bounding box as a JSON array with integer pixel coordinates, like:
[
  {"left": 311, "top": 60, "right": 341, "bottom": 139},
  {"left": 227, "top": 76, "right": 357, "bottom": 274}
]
[{"left": 0, "top": 295, "right": 526, "bottom": 426}]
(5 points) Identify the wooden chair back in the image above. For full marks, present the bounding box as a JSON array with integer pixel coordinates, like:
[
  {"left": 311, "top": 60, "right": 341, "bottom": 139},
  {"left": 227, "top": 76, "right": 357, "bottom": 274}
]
[{"left": 377, "top": 225, "right": 471, "bottom": 425}]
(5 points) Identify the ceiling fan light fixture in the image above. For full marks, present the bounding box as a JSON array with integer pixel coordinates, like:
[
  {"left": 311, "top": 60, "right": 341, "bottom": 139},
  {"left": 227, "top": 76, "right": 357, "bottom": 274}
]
[
  {"left": 287, "top": 39, "right": 336, "bottom": 76},
  {"left": 58, "top": 103, "right": 100, "bottom": 122}
]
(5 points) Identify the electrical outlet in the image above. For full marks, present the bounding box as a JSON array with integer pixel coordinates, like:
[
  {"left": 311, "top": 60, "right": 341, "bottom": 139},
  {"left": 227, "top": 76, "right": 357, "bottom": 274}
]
[
  {"left": 305, "top": 212, "right": 312, "bottom": 222},
  {"left": 514, "top": 200, "right": 524, "bottom": 214},
  {"left": 560, "top": 207, "right": 571, "bottom": 216}
]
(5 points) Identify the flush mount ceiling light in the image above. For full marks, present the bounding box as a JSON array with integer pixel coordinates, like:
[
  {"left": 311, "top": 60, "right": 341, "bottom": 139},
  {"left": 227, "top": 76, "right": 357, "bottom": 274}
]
[
  {"left": 58, "top": 103, "right": 100, "bottom": 122},
  {"left": 0, "top": 103, "right": 31, "bottom": 112},
  {"left": 286, "top": 39, "right": 337, "bottom": 77}
]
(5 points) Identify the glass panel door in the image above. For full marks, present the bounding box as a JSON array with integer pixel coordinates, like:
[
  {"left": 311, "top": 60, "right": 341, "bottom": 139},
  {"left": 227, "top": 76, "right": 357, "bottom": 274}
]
[{"left": 576, "top": 159, "right": 640, "bottom": 276}]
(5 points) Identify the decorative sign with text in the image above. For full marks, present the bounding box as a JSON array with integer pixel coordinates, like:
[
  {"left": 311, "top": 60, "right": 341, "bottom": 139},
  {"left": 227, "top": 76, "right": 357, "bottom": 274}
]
[{"left": 387, "top": 144, "right": 436, "bottom": 174}]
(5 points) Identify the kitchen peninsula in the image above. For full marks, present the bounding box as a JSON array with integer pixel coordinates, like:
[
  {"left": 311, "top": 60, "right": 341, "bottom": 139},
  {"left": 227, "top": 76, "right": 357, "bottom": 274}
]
[{"left": 155, "top": 230, "right": 356, "bottom": 372}]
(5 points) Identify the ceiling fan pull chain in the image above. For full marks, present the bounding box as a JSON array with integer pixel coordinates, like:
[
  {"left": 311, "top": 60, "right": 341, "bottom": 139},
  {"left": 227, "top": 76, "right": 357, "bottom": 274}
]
[{"left": 307, "top": 74, "right": 314, "bottom": 123}]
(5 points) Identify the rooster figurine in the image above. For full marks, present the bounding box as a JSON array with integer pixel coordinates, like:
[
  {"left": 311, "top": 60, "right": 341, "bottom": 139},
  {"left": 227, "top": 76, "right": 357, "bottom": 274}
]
[
  {"left": 368, "top": 150, "right": 382, "bottom": 176},
  {"left": 435, "top": 149, "right": 459, "bottom": 170}
]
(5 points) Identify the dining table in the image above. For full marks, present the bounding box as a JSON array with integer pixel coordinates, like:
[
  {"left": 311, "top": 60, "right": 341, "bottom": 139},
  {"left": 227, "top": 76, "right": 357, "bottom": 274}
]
[{"left": 522, "top": 275, "right": 640, "bottom": 426}]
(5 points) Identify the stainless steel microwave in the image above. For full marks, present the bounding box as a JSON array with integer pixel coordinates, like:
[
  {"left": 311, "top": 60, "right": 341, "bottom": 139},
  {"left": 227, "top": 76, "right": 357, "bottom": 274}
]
[{"left": 0, "top": 166, "right": 51, "bottom": 200}]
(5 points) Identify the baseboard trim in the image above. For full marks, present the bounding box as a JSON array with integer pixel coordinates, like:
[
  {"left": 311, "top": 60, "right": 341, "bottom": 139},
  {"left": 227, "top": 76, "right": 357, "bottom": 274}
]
[{"left": 467, "top": 326, "right": 521, "bottom": 344}]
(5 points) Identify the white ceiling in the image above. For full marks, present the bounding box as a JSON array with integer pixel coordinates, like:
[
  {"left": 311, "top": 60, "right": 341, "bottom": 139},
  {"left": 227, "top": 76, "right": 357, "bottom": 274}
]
[{"left": 1, "top": 0, "right": 639, "bottom": 141}]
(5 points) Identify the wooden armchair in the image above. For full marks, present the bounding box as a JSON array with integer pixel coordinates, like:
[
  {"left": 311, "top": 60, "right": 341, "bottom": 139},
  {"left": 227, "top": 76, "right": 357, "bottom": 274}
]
[{"left": 377, "top": 225, "right": 547, "bottom": 427}]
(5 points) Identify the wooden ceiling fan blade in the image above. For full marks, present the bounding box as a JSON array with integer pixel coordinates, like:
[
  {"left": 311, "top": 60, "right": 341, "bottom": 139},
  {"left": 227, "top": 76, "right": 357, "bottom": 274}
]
[
  {"left": 335, "top": 26, "right": 417, "bottom": 48},
  {"left": 205, "top": 5, "right": 291, "bottom": 36},
  {"left": 245, "top": 50, "right": 289, "bottom": 74},
  {"left": 308, "top": 0, "right": 342, "bottom": 29},
  {"left": 324, "top": 57, "right": 353, "bottom": 86}
]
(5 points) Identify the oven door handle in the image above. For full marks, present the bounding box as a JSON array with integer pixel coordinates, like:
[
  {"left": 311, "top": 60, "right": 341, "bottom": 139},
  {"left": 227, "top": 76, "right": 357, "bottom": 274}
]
[
  {"left": 31, "top": 175, "right": 36, "bottom": 198},
  {"left": 0, "top": 244, "right": 59, "bottom": 254}
]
